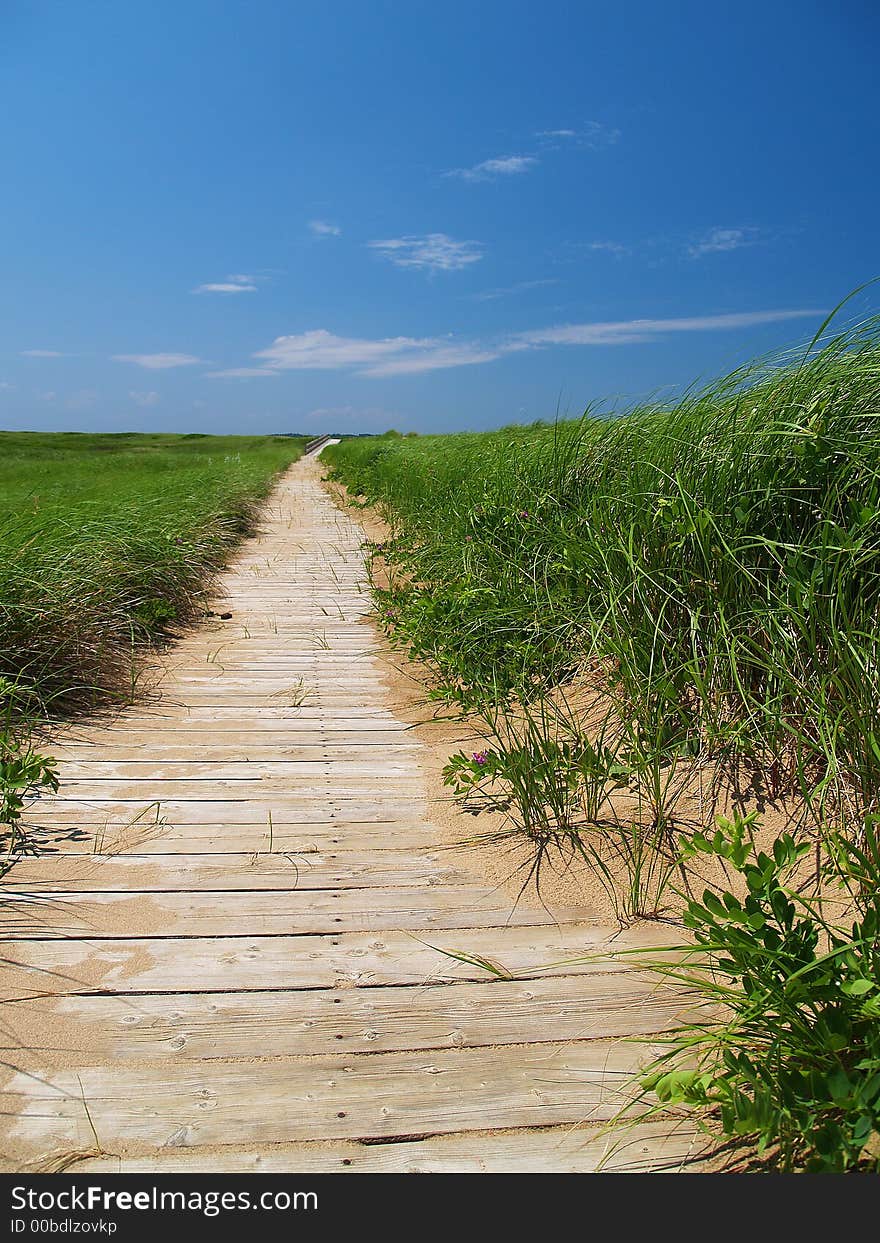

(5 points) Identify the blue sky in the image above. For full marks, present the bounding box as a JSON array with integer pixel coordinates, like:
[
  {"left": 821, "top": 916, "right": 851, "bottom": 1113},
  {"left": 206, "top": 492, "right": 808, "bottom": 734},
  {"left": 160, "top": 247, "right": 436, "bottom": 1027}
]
[{"left": 1, "top": 1, "right": 877, "bottom": 435}]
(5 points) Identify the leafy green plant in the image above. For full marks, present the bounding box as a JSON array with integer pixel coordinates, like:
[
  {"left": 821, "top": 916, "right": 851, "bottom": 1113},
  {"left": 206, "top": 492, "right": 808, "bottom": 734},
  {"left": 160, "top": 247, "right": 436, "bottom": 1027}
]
[
  {"left": 0, "top": 731, "right": 59, "bottom": 867},
  {"left": 442, "top": 696, "right": 628, "bottom": 836},
  {"left": 627, "top": 813, "right": 880, "bottom": 1172}
]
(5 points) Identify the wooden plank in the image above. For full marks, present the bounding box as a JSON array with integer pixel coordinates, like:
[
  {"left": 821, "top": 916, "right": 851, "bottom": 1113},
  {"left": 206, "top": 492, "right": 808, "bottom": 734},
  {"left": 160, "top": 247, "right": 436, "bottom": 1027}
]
[
  {"left": 0, "top": 887, "right": 592, "bottom": 939},
  {"left": 24, "top": 800, "right": 424, "bottom": 823},
  {"left": 68, "top": 707, "right": 399, "bottom": 720},
  {"left": 69, "top": 1121, "right": 704, "bottom": 1173},
  {"left": 3, "top": 1040, "right": 657, "bottom": 1154},
  {"left": 52, "top": 744, "right": 421, "bottom": 761},
  {"left": 5, "top": 852, "right": 465, "bottom": 892},
  {"left": 46, "top": 975, "right": 693, "bottom": 1060},
  {"left": 55, "top": 761, "right": 420, "bottom": 779},
  {"left": 0, "top": 924, "right": 673, "bottom": 993},
  {"left": 20, "top": 826, "right": 436, "bottom": 855},
  {"left": 47, "top": 783, "right": 427, "bottom": 800}
]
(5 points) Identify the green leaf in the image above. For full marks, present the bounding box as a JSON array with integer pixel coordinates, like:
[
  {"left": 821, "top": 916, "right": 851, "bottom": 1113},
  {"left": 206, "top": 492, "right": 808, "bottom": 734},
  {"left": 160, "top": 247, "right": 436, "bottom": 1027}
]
[{"left": 841, "top": 978, "right": 875, "bottom": 997}]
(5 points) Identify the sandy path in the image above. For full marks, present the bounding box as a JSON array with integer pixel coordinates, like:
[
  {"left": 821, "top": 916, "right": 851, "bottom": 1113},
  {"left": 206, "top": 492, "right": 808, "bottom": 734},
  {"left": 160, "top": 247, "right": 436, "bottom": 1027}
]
[{"left": 0, "top": 452, "right": 696, "bottom": 1173}]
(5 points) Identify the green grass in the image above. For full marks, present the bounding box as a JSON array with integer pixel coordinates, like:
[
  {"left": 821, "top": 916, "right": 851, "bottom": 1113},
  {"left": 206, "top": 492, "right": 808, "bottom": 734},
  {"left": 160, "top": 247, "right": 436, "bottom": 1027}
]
[
  {"left": 325, "top": 318, "right": 880, "bottom": 1169},
  {"left": 0, "top": 431, "right": 304, "bottom": 717},
  {"left": 325, "top": 319, "right": 880, "bottom": 840}
]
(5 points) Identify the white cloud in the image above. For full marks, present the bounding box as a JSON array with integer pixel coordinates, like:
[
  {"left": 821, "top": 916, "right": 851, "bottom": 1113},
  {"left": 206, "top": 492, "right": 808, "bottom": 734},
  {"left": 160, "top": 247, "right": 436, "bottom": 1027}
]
[
  {"left": 537, "top": 121, "right": 621, "bottom": 148},
  {"left": 210, "top": 328, "right": 499, "bottom": 380},
  {"left": 36, "top": 391, "right": 56, "bottom": 401},
  {"left": 585, "top": 241, "right": 630, "bottom": 256},
  {"left": 688, "top": 227, "right": 757, "bottom": 259},
  {"left": 113, "top": 353, "right": 203, "bottom": 369},
  {"left": 211, "top": 307, "right": 823, "bottom": 384},
  {"left": 192, "top": 274, "right": 258, "bottom": 294},
  {"left": 472, "top": 278, "right": 559, "bottom": 302},
  {"left": 368, "top": 233, "right": 483, "bottom": 273},
  {"left": 447, "top": 154, "right": 538, "bottom": 182},
  {"left": 365, "top": 343, "right": 500, "bottom": 377},
  {"left": 308, "top": 220, "right": 342, "bottom": 237},
  {"left": 129, "top": 390, "right": 160, "bottom": 406},
  {"left": 206, "top": 367, "right": 281, "bottom": 378},
  {"left": 0, "top": 381, "right": 14, "bottom": 390},
  {"left": 20, "top": 349, "right": 67, "bottom": 357},
  {"left": 516, "top": 309, "right": 822, "bottom": 348},
  {"left": 254, "top": 329, "right": 450, "bottom": 372}
]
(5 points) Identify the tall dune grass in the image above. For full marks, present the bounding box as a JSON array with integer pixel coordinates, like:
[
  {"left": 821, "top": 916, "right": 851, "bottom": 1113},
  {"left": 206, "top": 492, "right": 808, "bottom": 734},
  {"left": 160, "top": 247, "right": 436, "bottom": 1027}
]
[
  {"left": 325, "top": 320, "right": 880, "bottom": 836},
  {"left": 325, "top": 318, "right": 880, "bottom": 1170},
  {"left": 0, "top": 432, "right": 304, "bottom": 717}
]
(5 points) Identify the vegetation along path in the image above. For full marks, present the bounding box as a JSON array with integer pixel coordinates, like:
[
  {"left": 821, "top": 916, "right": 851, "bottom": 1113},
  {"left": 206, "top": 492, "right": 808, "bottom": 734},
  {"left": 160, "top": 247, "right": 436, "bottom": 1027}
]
[{"left": 0, "top": 450, "right": 696, "bottom": 1173}]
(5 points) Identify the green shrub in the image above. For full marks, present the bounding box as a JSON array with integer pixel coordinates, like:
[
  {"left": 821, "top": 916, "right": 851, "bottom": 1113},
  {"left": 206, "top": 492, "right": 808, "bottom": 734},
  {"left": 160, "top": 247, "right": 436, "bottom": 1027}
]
[{"left": 631, "top": 814, "right": 880, "bottom": 1172}]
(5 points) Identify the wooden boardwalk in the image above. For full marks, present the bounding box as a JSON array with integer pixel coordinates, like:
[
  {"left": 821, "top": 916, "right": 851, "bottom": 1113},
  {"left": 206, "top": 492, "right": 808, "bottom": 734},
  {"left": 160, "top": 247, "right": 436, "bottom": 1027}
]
[{"left": 0, "top": 453, "right": 695, "bottom": 1173}]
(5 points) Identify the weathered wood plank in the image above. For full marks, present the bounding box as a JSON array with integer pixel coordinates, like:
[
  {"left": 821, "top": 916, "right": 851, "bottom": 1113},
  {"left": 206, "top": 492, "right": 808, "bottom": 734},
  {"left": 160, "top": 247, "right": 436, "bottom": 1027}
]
[
  {"left": 3, "top": 1040, "right": 656, "bottom": 1154},
  {"left": 0, "top": 924, "right": 673, "bottom": 993},
  {"left": 69, "top": 1122, "right": 704, "bottom": 1173},
  {"left": 4, "top": 852, "right": 469, "bottom": 892},
  {"left": 56, "top": 761, "right": 421, "bottom": 779},
  {"left": 24, "top": 800, "right": 425, "bottom": 823},
  {"left": 46, "top": 975, "right": 693, "bottom": 1060},
  {"left": 0, "top": 887, "right": 592, "bottom": 939},
  {"left": 58, "top": 738, "right": 421, "bottom": 751},
  {"left": 47, "top": 783, "right": 428, "bottom": 800},
  {"left": 21, "top": 826, "right": 436, "bottom": 855}
]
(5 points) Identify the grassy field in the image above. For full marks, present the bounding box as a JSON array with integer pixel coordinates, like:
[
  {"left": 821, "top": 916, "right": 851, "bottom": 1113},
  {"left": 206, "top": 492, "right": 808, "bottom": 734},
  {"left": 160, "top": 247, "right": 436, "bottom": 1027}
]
[
  {"left": 0, "top": 431, "right": 304, "bottom": 719},
  {"left": 324, "top": 320, "right": 880, "bottom": 1171}
]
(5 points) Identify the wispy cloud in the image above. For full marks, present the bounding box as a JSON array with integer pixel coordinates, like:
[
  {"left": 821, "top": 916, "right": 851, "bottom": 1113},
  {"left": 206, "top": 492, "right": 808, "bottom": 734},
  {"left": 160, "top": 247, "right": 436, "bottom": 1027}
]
[
  {"left": 0, "top": 381, "right": 15, "bottom": 390},
  {"left": 368, "top": 233, "right": 483, "bottom": 273},
  {"left": 113, "top": 353, "right": 203, "bottom": 369},
  {"left": 446, "top": 154, "right": 538, "bottom": 183},
  {"left": 211, "top": 307, "right": 822, "bottom": 383},
  {"left": 472, "top": 278, "right": 559, "bottom": 302},
  {"left": 210, "top": 329, "right": 499, "bottom": 379},
  {"left": 517, "top": 309, "right": 821, "bottom": 348},
  {"left": 192, "top": 274, "right": 258, "bottom": 294},
  {"left": 206, "top": 367, "right": 282, "bottom": 379},
  {"left": 308, "top": 220, "right": 342, "bottom": 237},
  {"left": 536, "top": 121, "right": 621, "bottom": 148},
  {"left": 129, "top": 390, "right": 160, "bottom": 406},
  {"left": 366, "top": 343, "right": 501, "bottom": 377},
  {"left": 584, "top": 240, "right": 631, "bottom": 257},
  {"left": 688, "top": 227, "right": 759, "bottom": 259},
  {"left": 20, "top": 348, "right": 68, "bottom": 358},
  {"left": 258, "top": 329, "right": 498, "bottom": 377},
  {"left": 561, "top": 228, "right": 768, "bottom": 264}
]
